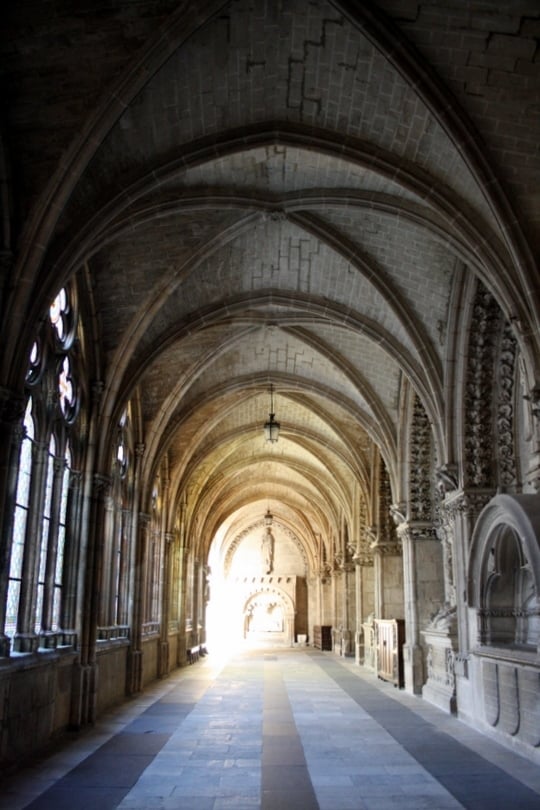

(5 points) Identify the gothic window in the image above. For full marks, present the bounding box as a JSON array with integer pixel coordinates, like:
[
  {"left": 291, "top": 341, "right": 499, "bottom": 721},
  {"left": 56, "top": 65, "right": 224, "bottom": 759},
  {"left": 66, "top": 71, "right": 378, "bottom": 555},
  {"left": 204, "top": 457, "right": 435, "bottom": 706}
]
[
  {"left": 3, "top": 285, "right": 80, "bottom": 653},
  {"left": 141, "top": 481, "right": 162, "bottom": 633},
  {"left": 99, "top": 407, "right": 133, "bottom": 637}
]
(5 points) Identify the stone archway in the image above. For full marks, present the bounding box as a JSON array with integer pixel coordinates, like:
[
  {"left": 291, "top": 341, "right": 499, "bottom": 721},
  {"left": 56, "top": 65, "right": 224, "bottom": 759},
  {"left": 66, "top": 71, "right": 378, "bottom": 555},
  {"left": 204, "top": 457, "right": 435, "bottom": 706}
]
[
  {"left": 242, "top": 583, "right": 296, "bottom": 647},
  {"left": 467, "top": 494, "right": 540, "bottom": 751}
]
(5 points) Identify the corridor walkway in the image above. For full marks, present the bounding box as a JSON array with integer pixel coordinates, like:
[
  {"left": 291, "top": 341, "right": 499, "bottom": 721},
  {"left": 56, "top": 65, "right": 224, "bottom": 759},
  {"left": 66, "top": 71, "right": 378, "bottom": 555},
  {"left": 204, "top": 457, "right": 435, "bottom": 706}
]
[{"left": 2, "top": 647, "right": 540, "bottom": 810}]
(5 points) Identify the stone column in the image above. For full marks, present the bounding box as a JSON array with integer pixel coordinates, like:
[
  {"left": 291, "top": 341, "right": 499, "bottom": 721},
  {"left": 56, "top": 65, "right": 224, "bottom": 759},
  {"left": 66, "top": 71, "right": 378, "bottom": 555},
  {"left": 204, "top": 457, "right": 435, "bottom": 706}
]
[
  {"left": 447, "top": 489, "right": 492, "bottom": 720},
  {"left": 177, "top": 538, "right": 187, "bottom": 666},
  {"left": 70, "top": 381, "right": 104, "bottom": 729},
  {"left": 398, "top": 521, "right": 441, "bottom": 695},
  {"left": 98, "top": 487, "right": 114, "bottom": 628},
  {"left": 371, "top": 536, "right": 403, "bottom": 621},
  {"left": 353, "top": 553, "right": 374, "bottom": 664},
  {"left": 59, "top": 470, "right": 82, "bottom": 646},
  {"left": 77, "top": 472, "right": 110, "bottom": 725},
  {"left": 331, "top": 563, "right": 342, "bottom": 654},
  {"left": 340, "top": 560, "right": 354, "bottom": 656},
  {"left": 158, "top": 464, "right": 171, "bottom": 674},
  {"left": 158, "top": 531, "right": 174, "bottom": 678},
  {"left": 419, "top": 483, "right": 459, "bottom": 713},
  {"left": 40, "top": 455, "right": 67, "bottom": 646},
  {"left": 126, "top": 511, "right": 149, "bottom": 695}
]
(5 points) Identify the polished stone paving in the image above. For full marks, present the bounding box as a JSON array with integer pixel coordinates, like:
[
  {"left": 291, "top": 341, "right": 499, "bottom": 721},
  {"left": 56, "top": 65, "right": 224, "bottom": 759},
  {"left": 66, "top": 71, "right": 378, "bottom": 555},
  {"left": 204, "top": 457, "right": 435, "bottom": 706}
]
[{"left": 2, "top": 647, "right": 540, "bottom": 809}]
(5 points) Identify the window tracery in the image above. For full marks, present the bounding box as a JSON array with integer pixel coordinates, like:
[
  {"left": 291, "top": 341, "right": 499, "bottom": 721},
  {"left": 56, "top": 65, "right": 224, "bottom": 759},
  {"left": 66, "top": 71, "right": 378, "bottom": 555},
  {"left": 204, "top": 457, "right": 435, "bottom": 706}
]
[
  {"left": 3, "top": 285, "right": 81, "bottom": 653},
  {"left": 98, "top": 405, "right": 133, "bottom": 638}
]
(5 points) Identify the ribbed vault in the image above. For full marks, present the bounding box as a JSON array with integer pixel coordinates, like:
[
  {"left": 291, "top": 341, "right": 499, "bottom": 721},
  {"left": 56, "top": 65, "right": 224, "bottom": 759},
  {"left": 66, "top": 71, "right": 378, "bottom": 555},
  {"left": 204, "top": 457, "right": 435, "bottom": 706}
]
[{"left": 2, "top": 0, "right": 539, "bottom": 589}]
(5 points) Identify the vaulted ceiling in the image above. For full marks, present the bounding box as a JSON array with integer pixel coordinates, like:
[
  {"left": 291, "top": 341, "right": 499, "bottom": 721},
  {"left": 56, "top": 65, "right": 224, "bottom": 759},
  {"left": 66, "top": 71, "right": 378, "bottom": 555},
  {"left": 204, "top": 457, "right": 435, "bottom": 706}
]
[{"left": 2, "top": 1, "right": 539, "bottom": 561}]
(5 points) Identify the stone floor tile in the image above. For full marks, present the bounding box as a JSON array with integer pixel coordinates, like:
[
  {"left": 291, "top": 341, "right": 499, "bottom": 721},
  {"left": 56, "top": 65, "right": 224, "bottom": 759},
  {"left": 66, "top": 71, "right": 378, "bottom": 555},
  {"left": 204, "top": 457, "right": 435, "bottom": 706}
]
[{"left": 3, "top": 648, "right": 540, "bottom": 810}]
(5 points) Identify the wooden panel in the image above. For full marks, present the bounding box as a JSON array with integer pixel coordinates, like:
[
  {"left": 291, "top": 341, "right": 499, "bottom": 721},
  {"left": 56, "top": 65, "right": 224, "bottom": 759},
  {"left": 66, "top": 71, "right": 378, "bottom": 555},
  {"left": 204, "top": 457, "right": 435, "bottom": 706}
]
[
  {"left": 375, "top": 619, "right": 405, "bottom": 687},
  {"left": 313, "top": 625, "right": 332, "bottom": 650}
]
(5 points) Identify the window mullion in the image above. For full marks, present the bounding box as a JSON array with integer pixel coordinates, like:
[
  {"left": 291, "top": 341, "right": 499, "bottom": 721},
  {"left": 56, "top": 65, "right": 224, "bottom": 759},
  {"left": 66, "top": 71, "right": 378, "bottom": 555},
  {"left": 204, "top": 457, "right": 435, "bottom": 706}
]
[{"left": 40, "top": 455, "right": 66, "bottom": 643}]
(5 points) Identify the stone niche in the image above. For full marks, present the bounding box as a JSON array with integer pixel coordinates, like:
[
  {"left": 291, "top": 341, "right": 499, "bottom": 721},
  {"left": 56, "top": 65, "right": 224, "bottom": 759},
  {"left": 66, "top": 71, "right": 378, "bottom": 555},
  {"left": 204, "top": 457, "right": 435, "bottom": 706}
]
[
  {"left": 226, "top": 517, "right": 309, "bottom": 644},
  {"left": 467, "top": 494, "right": 540, "bottom": 761}
]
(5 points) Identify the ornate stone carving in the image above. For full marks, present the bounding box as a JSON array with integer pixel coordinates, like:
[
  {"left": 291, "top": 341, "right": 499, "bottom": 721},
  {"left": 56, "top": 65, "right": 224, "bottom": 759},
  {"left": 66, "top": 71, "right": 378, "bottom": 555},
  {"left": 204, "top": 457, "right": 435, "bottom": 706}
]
[
  {"left": 427, "top": 603, "right": 457, "bottom": 632},
  {"left": 435, "top": 464, "right": 459, "bottom": 496},
  {"left": 442, "top": 489, "right": 493, "bottom": 524},
  {"left": 372, "top": 460, "right": 401, "bottom": 554},
  {"left": 409, "top": 395, "right": 433, "bottom": 521},
  {"left": 353, "top": 500, "right": 374, "bottom": 566},
  {"left": 319, "top": 563, "right": 333, "bottom": 582},
  {"left": 496, "top": 323, "right": 518, "bottom": 490},
  {"left": 435, "top": 502, "right": 457, "bottom": 607},
  {"left": 464, "top": 283, "right": 501, "bottom": 489}
]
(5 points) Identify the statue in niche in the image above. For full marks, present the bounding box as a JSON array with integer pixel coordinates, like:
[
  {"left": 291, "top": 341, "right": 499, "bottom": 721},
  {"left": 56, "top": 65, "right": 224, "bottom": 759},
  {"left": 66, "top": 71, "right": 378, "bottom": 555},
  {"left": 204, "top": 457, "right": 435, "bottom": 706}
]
[{"left": 261, "top": 526, "right": 275, "bottom": 574}]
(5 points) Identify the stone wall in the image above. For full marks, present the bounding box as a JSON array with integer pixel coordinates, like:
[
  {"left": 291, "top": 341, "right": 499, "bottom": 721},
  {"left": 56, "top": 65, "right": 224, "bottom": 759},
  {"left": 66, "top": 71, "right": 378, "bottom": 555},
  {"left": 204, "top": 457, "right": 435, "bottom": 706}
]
[{"left": 0, "top": 651, "right": 77, "bottom": 771}]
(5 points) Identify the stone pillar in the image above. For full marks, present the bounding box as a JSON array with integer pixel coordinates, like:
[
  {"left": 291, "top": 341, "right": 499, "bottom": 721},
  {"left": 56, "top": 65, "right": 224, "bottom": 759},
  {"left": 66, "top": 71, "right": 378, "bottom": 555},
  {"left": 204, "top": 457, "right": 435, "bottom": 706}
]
[
  {"left": 371, "top": 538, "right": 403, "bottom": 620},
  {"left": 158, "top": 530, "right": 174, "bottom": 678},
  {"left": 59, "top": 470, "right": 82, "bottom": 646},
  {"left": 70, "top": 381, "right": 104, "bottom": 728},
  {"left": 40, "top": 455, "right": 67, "bottom": 645},
  {"left": 99, "top": 486, "right": 114, "bottom": 628},
  {"left": 177, "top": 538, "right": 187, "bottom": 666},
  {"left": 352, "top": 521, "right": 375, "bottom": 664},
  {"left": 78, "top": 472, "right": 110, "bottom": 725},
  {"left": 448, "top": 489, "right": 493, "bottom": 720},
  {"left": 398, "top": 521, "right": 442, "bottom": 695},
  {"left": 331, "top": 564, "right": 342, "bottom": 654},
  {"left": 127, "top": 511, "right": 149, "bottom": 695}
]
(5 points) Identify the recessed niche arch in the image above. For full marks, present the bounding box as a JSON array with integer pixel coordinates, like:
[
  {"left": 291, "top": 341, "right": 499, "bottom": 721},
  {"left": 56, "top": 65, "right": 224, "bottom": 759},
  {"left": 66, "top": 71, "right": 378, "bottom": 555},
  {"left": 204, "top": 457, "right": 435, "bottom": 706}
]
[
  {"left": 469, "top": 494, "right": 540, "bottom": 651},
  {"left": 242, "top": 585, "right": 296, "bottom": 647}
]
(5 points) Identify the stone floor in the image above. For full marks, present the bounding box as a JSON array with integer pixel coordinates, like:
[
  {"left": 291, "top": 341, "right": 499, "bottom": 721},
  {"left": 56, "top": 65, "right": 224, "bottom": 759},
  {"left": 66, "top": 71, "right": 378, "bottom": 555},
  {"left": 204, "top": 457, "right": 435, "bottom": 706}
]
[{"left": 2, "top": 647, "right": 540, "bottom": 810}]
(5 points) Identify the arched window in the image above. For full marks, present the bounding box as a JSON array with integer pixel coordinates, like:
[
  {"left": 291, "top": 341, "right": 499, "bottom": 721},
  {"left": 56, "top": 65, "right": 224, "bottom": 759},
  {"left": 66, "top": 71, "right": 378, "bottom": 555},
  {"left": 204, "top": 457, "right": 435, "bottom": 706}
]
[
  {"left": 143, "top": 480, "right": 162, "bottom": 634},
  {"left": 98, "top": 407, "right": 132, "bottom": 639},
  {"left": 3, "top": 285, "right": 81, "bottom": 654}
]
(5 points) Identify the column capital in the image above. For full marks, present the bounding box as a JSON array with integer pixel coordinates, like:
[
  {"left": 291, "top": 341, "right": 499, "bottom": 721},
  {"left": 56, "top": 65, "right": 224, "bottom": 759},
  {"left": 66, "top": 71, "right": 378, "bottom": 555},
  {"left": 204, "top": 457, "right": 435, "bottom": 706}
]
[
  {"left": 396, "top": 521, "right": 438, "bottom": 542},
  {"left": 442, "top": 488, "right": 494, "bottom": 522}
]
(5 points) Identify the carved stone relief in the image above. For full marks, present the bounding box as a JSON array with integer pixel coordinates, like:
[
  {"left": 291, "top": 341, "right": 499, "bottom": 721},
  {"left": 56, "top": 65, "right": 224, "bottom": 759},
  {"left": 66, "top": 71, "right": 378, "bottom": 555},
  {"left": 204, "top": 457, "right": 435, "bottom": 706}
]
[
  {"left": 497, "top": 323, "right": 518, "bottom": 490},
  {"left": 464, "top": 283, "right": 501, "bottom": 489},
  {"left": 409, "top": 395, "right": 434, "bottom": 522}
]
